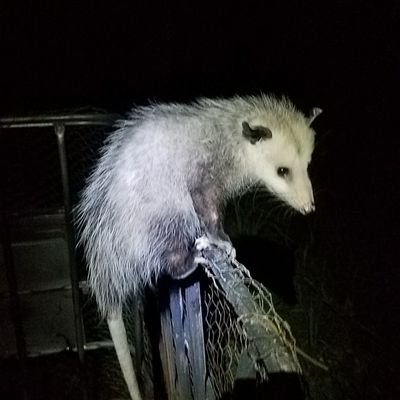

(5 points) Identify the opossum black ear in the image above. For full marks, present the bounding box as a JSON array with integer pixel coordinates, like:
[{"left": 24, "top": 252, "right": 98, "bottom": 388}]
[
  {"left": 307, "top": 107, "right": 323, "bottom": 126},
  {"left": 242, "top": 121, "right": 272, "bottom": 144}
]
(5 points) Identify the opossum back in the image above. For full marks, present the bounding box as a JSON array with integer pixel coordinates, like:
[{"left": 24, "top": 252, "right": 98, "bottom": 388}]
[{"left": 75, "top": 122, "right": 204, "bottom": 315}]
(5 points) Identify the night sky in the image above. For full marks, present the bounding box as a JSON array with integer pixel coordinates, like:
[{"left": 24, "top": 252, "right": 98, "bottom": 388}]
[
  {"left": 1, "top": 1, "right": 400, "bottom": 397},
  {"left": 1, "top": 2, "right": 398, "bottom": 114}
]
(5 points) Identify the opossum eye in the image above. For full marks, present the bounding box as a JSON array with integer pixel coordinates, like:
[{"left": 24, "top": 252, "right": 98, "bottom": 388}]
[{"left": 277, "top": 167, "right": 290, "bottom": 178}]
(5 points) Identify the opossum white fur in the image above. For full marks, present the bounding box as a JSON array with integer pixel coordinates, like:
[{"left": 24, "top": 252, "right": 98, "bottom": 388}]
[{"left": 75, "top": 94, "right": 320, "bottom": 318}]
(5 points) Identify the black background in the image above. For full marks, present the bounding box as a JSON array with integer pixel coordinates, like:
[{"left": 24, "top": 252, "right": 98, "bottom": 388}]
[{"left": 1, "top": 1, "right": 399, "bottom": 398}]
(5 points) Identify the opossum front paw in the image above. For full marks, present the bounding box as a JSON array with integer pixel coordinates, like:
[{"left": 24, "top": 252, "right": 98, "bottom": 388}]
[
  {"left": 195, "top": 235, "right": 212, "bottom": 251},
  {"left": 193, "top": 236, "right": 210, "bottom": 266},
  {"left": 195, "top": 235, "right": 237, "bottom": 260}
]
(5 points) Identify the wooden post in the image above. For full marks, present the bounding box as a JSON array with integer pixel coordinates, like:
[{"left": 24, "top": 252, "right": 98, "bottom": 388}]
[{"left": 159, "top": 279, "right": 208, "bottom": 400}]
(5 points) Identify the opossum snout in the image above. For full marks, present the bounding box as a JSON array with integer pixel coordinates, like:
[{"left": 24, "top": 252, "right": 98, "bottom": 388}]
[
  {"left": 292, "top": 182, "right": 315, "bottom": 215},
  {"left": 300, "top": 202, "right": 316, "bottom": 215},
  {"left": 292, "top": 175, "right": 315, "bottom": 215}
]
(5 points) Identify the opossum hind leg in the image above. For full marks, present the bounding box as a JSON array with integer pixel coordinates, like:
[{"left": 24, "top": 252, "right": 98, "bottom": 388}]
[
  {"left": 191, "top": 185, "right": 236, "bottom": 259},
  {"left": 163, "top": 244, "right": 206, "bottom": 280},
  {"left": 150, "top": 213, "right": 202, "bottom": 280}
]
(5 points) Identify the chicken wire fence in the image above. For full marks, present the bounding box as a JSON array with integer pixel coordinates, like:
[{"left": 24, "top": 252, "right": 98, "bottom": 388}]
[
  {"left": 1, "top": 111, "right": 301, "bottom": 400},
  {"left": 201, "top": 249, "right": 301, "bottom": 399},
  {"left": 204, "top": 278, "right": 247, "bottom": 397}
]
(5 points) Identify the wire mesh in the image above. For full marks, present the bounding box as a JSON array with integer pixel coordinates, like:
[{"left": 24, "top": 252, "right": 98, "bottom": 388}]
[
  {"left": 0, "top": 127, "right": 63, "bottom": 215},
  {"left": 204, "top": 278, "right": 247, "bottom": 398},
  {"left": 203, "top": 253, "right": 300, "bottom": 399}
]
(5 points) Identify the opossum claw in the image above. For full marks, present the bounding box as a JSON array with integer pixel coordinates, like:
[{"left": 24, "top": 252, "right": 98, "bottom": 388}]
[{"left": 195, "top": 235, "right": 237, "bottom": 260}]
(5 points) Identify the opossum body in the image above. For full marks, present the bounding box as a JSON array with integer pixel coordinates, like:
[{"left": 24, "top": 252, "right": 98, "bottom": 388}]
[{"left": 75, "top": 94, "right": 320, "bottom": 318}]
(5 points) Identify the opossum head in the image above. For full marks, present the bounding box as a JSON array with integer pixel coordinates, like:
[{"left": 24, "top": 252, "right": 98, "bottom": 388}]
[{"left": 242, "top": 106, "right": 321, "bottom": 215}]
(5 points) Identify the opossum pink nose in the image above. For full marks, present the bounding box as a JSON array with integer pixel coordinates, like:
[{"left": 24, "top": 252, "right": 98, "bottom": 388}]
[{"left": 302, "top": 202, "right": 315, "bottom": 214}]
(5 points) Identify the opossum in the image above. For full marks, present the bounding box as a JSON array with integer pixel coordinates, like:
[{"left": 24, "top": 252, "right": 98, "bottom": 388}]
[{"left": 74, "top": 94, "right": 321, "bottom": 399}]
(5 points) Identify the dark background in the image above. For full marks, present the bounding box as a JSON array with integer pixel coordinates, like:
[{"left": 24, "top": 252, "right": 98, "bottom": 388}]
[{"left": 1, "top": 1, "right": 399, "bottom": 399}]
